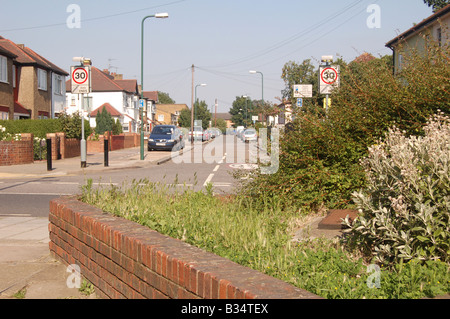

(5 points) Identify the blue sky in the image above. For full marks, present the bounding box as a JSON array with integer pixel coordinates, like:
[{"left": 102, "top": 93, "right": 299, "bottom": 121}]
[{"left": 0, "top": 0, "right": 433, "bottom": 112}]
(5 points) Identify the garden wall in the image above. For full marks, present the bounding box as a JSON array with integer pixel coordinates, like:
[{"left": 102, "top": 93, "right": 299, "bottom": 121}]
[
  {"left": 87, "top": 133, "right": 139, "bottom": 153},
  {"left": 48, "top": 196, "right": 321, "bottom": 300},
  {"left": 0, "top": 133, "right": 34, "bottom": 166}
]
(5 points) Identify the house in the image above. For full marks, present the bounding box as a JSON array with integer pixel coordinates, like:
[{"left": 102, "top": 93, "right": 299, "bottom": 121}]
[
  {"left": 89, "top": 103, "right": 123, "bottom": 129},
  {"left": 155, "top": 104, "right": 188, "bottom": 126},
  {"left": 0, "top": 36, "right": 68, "bottom": 119},
  {"left": 215, "top": 113, "right": 234, "bottom": 128},
  {"left": 386, "top": 4, "right": 450, "bottom": 73},
  {"left": 142, "top": 91, "right": 159, "bottom": 129},
  {"left": 66, "top": 67, "right": 141, "bottom": 133}
]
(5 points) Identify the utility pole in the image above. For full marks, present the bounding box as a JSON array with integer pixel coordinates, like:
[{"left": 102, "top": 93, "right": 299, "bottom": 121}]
[
  {"left": 215, "top": 99, "right": 218, "bottom": 127},
  {"left": 190, "top": 64, "right": 195, "bottom": 143}
]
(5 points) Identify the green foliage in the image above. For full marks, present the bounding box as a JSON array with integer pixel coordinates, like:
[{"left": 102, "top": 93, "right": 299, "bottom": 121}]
[
  {"left": 423, "top": 0, "right": 449, "bottom": 11},
  {"left": 0, "top": 118, "right": 61, "bottom": 139},
  {"left": 158, "top": 91, "right": 176, "bottom": 104},
  {"left": 58, "top": 111, "right": 91, "bottom": 139},
  {"left": 95, "top": 106, "right": 113, "bottom": 135},
  {"left": 80, "top": 179, "right": 450, "bottom": 299},
  {"left": 345, "top": 113, "right": 450, "bottom": 266},
  {"left": 112, "top": 119, "right": 123, "bottom": 135},
  {"left": 229, "top": 96, "right": 258, "bottom": 127},
  {"left": 242, "top": 36, "right": 449, "bottom": 213},
  {"left": 178, "top": 107, "right": 192, "bottom": 128}
]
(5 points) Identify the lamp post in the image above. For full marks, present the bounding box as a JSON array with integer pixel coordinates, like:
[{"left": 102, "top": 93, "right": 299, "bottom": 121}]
[
  {"left": 194, "top": 83, "right": 207, "bottom": 124},
  {"left": 249, "top": 70, "right": 264, "bottom": 102},
  {"left": 140, "top": 12, "right": 169, "bottom": 160}
]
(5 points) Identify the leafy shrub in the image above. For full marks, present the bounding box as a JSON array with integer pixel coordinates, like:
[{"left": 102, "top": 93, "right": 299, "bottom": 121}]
[
  {"left": 0, "top": 119, "right": 61, "bottom": 139},
  {"left": 241, "top": 35, "right": 449, "bottom": 213},
  {"left": 58, "top": 111, "right": 91, "bottom": 139},
  {"left": 345, "top": 113, "right": 450, "bottom": 266}
]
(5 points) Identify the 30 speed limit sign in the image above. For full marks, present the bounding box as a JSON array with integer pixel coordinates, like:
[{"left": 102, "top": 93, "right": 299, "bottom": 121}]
[
  {"left": 71, "top": 66, "right": 91, "bottom": 94},
  {"left": 319, "top": 66, "right": 340, "bottom": 94}
]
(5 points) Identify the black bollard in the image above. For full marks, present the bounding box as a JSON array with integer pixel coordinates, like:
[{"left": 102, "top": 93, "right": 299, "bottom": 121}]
[
  {"left": 104, "top": 139, "right": 109, "bottom": 167},
  {"left": 46, "top": 138, "right": 52, "bottom": 171}
]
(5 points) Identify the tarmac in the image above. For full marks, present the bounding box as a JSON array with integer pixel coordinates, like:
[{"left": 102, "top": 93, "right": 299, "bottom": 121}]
[{"left": 0, "top": 145, "right": 346, "bottom": 299}]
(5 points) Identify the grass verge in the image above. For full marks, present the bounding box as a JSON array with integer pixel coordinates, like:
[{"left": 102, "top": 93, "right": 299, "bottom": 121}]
[{"left": 80, "top": 179, "right": 449, "bottom": 299}]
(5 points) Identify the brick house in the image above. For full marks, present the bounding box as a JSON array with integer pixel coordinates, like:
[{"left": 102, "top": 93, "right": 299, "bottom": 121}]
[
  {"left": 0, "top": 36, "right": 69, "bottom": 119},
  {"left": 155, "top": 104, "right": 188, "bottom": 126}
]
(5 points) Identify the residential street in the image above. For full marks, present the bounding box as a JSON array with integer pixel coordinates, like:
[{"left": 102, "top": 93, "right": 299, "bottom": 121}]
[{"left": 0, "top": 135, "right": 257, "bottom": 218}]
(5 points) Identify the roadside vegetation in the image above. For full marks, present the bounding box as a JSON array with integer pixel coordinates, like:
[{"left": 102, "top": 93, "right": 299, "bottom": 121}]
[{"left": 80, "top": 36, "right": 449, "bottom": 299}]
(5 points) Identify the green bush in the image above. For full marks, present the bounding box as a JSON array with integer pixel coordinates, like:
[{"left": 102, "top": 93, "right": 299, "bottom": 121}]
[
  {"left": 0, "top": 119, "right": 61, "bottom": 139},
  {"left": 345, "top": 113, "right": 450, "bottom": 266},
  {"left": 241, "top": 35, "right": 449, "bottom": 213}
]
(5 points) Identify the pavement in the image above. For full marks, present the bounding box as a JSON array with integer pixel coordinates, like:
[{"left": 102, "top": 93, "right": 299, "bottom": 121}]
[{"left": 0, "top": 145, "right": 347, "bottom": 299}]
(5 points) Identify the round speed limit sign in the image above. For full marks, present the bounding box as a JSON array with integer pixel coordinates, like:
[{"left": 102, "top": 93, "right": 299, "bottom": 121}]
[
  {"left": 320, "top": 67, "right": 338, "bottom": 85},
  {"left": 72, "top": 68, "right": 88, "bottom": 84}
]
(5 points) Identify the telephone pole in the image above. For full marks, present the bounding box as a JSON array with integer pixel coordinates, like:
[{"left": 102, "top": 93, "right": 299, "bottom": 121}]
[{"left": 190, "top": 64, "right": 195, "bottom": 143}]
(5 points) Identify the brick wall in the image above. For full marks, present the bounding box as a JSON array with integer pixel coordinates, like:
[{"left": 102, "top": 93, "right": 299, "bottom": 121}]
[
  {"left": 0, "top": 133, "right": 34, "bottom": 166},
  {"left": 48, "top": 197, "right": 321, "bottom": 300}
]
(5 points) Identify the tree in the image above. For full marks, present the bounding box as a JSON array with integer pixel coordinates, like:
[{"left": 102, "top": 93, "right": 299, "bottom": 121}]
[
  {"left": 230, "top": 96, "right": 258, "bottom": 127},
  {"left": 178, "top": 108, "right": 191, "bottom": 128},
  {"left": 95, "top": 106, "right": 113, "bottom": 135},
  {"left": 158, "top": 91, "right": 176, "bottom": 104},
  {"left": 177, "top": 101, "right": 211, "bottom": 129},
  {"left": 194, "top": 100, "right": 211, "bottom": 129},
  {"left": 58, "top": 111, "right": 91, "bottom": 139},
  {"left": 423, "top": 0, "right": 449, "bottom": 11}
]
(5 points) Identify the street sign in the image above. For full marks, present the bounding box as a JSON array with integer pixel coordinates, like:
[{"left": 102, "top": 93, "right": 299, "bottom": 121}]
[
  {"left": 252, "top": 115, "right": 259, "bottom": 122},
  {"left": 297, "top": 98, "right": 303, "bottom": 108},
  {"left": 71, "top": 66, "right": 91, "bottom": 94},
  {"left": 319, "top": 66, "right": 340, "bottom": 95},
  {"left": 139, "top": 99, "right": 145, "bottom": 108},
  {"left": 293, "top": 84, "right": 313, "bottom": 98}
]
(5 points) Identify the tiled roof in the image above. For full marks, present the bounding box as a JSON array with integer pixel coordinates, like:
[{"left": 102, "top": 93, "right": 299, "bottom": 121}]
[
  {"left": 114, "top": 79, "right": 139, "bottom": 94},
  {"left": 90, "top": 103, "right": 122, "bottom": 117},
  {"left": 0, "top": 37, "right": 68, "bottom": 75},
  {"left": 143, "top": 91, "right": 158, "bottom": 102}
]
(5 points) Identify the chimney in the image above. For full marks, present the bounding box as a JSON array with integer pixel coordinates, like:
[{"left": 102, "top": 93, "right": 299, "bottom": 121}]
[{"left": 17, "top": 44, "right": 25, "bottom": 49}]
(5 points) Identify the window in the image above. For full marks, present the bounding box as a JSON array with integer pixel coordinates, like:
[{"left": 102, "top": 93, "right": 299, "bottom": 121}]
[
  {"left": 0, "top": 112, "right": 8, "bottom": 120},
  {"left": 0, "top": 55, "right": 7, "bottom": 83},
  {"left": 38, "top": 68, "right": 47, "bottom": 91},
  {"left": 54, "top": 75, "right": 63, "bottom": 95},
  {"left": 437, "top": 28, "right": 442, "bottom": 47}
]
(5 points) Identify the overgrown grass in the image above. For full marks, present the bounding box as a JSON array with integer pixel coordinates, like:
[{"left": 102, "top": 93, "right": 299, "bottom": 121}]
[{"left": 80, "top": 179, "right": 449, "bottom": 299}]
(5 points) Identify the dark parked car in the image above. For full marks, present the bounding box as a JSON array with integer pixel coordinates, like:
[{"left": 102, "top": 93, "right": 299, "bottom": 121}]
[{"left": 148, "top": 125, "right": 185, "bottom": 151}]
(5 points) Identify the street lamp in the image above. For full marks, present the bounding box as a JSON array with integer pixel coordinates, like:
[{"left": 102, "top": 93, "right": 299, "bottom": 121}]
[
  {"left": 249, "top": 70, "right": 264, "bottom": 102},
  {"left": 140, "top": 12, "right": 169, "bottom": 160},
  {"left": 194, "top": 83, "right": 207, "bottom": 124}
]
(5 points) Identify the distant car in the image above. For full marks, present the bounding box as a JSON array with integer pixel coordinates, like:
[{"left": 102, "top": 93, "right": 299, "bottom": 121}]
[
  {"left": 148, "top": 125, "right": 185, "bottom": 151},
  {"left": 203, "top": 130, "right": 211, "bottom": 141},
  {"left": 242, "top": 128, "right": 257, "bottom": 143},
  {"left": 188, "top": 126, "right": 203, "bottom": 141}
]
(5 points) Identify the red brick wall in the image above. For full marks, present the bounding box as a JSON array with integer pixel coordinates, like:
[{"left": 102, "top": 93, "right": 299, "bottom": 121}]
[
  {"left": 48, "top": 197, "right": 320, "bottom": 300},
  {"left": 0, "top": 133, "right": 34, "bottom": 166}
]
